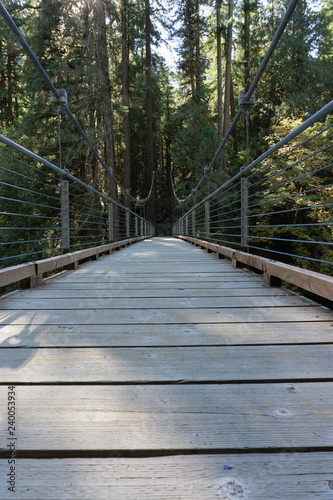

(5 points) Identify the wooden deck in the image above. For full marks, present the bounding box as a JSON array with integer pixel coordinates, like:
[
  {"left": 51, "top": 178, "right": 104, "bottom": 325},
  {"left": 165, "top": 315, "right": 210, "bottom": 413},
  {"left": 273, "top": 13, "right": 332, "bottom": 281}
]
[{"left": 0, "top": 236, "right": 333, "bottom": 499}]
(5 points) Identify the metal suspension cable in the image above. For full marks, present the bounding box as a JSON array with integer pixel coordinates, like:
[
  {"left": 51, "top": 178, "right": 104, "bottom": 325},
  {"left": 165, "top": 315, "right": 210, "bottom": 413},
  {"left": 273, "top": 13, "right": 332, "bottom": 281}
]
[
  {"left": 0, "top": 1, "right": 154, "bottom": 205},
  {"left": 171, "top": 0, "right": 300, "bottom": 203}
]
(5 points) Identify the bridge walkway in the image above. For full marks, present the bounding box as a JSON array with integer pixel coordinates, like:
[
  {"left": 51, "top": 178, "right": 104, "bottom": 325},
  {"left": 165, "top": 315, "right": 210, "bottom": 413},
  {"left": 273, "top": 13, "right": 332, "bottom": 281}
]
[{"left": 0, "top": 237, "right": 333, "bottom": 499}]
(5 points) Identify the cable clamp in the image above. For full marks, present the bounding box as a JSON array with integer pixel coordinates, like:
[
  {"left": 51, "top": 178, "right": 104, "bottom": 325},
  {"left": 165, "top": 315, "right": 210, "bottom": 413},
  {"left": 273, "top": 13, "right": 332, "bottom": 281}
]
[{"left": 50, "top": 89, "right": 68, "bottom": 105}]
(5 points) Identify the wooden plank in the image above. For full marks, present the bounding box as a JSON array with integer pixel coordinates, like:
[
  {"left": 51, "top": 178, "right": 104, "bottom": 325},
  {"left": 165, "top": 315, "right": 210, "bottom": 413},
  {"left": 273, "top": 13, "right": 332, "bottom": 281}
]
[
  {"left": 72, "top": 263, "right": 234, "bottom": 270},
  {"left": 1, "top": 453, "right": 333, "bottom": 499},
  {"left": 0, "top": 262, "right": 35, "bottom": 288},
  {"left": 43, "top": 280, "right": 265, "bottom": 289},
  {"left": 0, "top": 295, "right": 313, "bottom": 310},
  {"left": 0, "top": 345, "right": 333, "bottom": 383},
  {"left": 266, "top": 260, "right": 333, "bottom": 302},
  {"left": 59, "top": 270, "right": 244, "bottom": 277},
  {"left": 0, "top": 383, "right": 332, "bottom": 450},
  {"left": 0, "top": 306, "right": 331, "bottom": 325},
  {"left": 1, "top": 322, "right": 331, "bottom": 348},
  {"left": 10, "top": 286, "right": 287, "bottom": 299},
  {"left": 35, "top": 254, "right": 78, "bottom": 275},
  {"left": 50, "top": 276, "right": 270, "bottom": 284},
  {"left": 69, "top": 270, "right": 242, "bottom": 276}
]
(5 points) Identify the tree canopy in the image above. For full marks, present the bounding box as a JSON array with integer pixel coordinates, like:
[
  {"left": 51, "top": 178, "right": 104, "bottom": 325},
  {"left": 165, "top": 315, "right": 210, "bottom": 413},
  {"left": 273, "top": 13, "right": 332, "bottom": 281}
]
[{"left": 0, "top": 0, "right": 332, "bottom": 237}]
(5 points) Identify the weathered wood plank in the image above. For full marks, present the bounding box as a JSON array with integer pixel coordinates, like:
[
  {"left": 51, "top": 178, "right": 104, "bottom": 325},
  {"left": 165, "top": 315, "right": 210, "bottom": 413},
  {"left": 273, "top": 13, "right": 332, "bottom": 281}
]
[
  {"left": 0, "top": 295, "right": 313, "bottom": 310},
  {"left": 71, "top": 264, "right": 236, "bottom": 272},
  {"left": 1, "top": 453, "right": 333, "bottom": 499},
  {"left": 10, "top": 286, "right": 286, "bottom": 299},
  {"left": 0, "top": 345, "right": 332, "bottom": 383},
  {"left": 0, "top": 262, "right": 36, "bottom": 288},
  {"left": 1, "top": 322, "right": 331, "bottom": 348},
  {"left": 0, "top": 383, "right": 332, "bottom": 450},
  {"left": 0, "top": 306, "right": 331, "bottom": 325},
  {"left": 44, "top": 279, "right": 263, "bottom": 289},
  {"left": 52, "top": 275, "right": 251, "bottom": 283},
  {"left": 266, "top": 260, "right": 333, "bottom": 302}
]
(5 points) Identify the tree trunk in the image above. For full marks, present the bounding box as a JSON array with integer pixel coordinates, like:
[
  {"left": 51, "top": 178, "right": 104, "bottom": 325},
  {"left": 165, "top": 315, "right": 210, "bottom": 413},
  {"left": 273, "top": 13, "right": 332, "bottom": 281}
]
[
  {"left": 223, "top": 0, "right": 233, "bottom": 138},
  {"left": 166, "top": 88, "right": 172, "bottom": 236},
  {"left": 145, "top": 0, "right": 155, "bottom": 225},
  {"left": 244, "top": 0, "right": 250, "bottom": 92},
  {"left": 194, "top": 0, "right": 201, "bottom": 92},
  {"left": 216, "top": 0, "right": 223, "bottom": 142},
  {"left": 230, "top": 77, "right": 238, "bottom": 155},
  {"left": 95, "top": 0, "right": 117, "bottom": 199},
  {"left": 121, "top": 0, "right": 131, "bottom": 206}
]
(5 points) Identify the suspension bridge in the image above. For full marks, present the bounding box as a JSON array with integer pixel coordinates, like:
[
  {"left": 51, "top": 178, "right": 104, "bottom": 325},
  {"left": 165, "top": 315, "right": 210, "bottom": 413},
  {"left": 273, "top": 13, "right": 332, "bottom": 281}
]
[{"left": 0, "top": 0, "right": 333, "bottom": 498}]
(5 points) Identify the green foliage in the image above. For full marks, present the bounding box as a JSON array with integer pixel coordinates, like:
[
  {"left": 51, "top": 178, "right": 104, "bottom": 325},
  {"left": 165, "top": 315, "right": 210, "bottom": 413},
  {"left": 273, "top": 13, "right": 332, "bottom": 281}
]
[
  {"left": 250, "top": 116, "right": 333, "bottom": 274},
  {"left": 0, "top": 0, "right": 332, "bottom": 270}
]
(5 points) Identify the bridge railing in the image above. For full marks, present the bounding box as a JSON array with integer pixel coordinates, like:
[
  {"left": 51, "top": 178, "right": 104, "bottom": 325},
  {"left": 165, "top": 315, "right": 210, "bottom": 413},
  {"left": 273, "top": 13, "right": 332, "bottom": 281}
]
[
  {"left": 0, "top": 3, "right": 155, "bottom": 292},
  {"left": 173, "top": 103, "right": 333, "bottom": 288},
  {"left": 0, "top": 137, "right": 154, "bottom": 291}
]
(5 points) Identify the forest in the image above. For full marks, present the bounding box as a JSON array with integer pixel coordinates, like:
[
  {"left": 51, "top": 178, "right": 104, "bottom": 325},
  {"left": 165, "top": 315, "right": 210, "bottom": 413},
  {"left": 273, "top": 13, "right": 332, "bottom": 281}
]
[{"left": 0, "top": 0, "right": 332, "bottom": 262}]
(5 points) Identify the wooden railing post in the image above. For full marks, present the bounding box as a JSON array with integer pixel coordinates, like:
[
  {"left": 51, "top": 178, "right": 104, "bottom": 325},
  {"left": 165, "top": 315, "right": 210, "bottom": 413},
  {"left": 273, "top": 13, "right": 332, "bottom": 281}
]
[
  {"left": 185, "top": 215, "right": 188, "bottom": 235},
  {"left": 60, "top": 178, "right": 70, "bottom": 249},
  {"left": 192, "top": 210, "right": 196, "bottom": 236}
]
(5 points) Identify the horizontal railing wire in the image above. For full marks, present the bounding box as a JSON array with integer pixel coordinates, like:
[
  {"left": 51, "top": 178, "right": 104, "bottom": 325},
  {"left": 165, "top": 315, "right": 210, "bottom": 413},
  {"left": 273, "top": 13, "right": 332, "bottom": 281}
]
[
  {"left": 173, "top": 110, "right": 333, "bottom": 275},
  {"left": 0, "top": 143, "right": 154, "bottom": 272}
]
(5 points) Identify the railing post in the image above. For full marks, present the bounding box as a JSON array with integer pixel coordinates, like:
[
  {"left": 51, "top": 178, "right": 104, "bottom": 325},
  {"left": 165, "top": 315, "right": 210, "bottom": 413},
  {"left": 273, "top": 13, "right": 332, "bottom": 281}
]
[
  {"left": 185, "top": 215, "right": 188, "bottom": 235},
  {"left": 241, "top": 176, "right": 249, "bottom": 248},
  {"left": 135, "top": 216, "right": 138, "bottom": 237},
  {"left": 205, "top": 202, "right": 210, "bottom": 239},
  {"left": 141, "top": 220, "right": 144, "bottom": 236},
  {"left": 108, "top": 204, "right": 114, "bottom": 242},
  {"left": 60, "top": 178, "right": 70, "bottom": 249},
  {"left": 145, "top": 221, "right": 147, "bottom": 236},
  {"left": 126, "top": 211, "right": 130, "bottom": 238},
  {"left": 192, "top": 210, "right": 196, "bottom": 236}
]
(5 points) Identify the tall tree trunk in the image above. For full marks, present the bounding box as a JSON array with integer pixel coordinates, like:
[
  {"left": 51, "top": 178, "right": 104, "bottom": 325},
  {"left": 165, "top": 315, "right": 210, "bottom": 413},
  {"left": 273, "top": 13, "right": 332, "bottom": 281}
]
[
  {"left": 223, "top": 0, "right": 233, "bottom": 137},
  {"left": 230, "top": 77, "right": 238, "bottom": 154},
  {"left": 216, "top": 0, "right": 223, "bottom": 142},
  {"left": 95, "top": 0, "right": 116, "bottom": 196},
  {"left": 243, "top": 0, "right": 251, "bottom": 165},
  {"left": 121, "top": 1, "right": 131, "bottom": 206},
  {"left": 166, "top": 88, "right": 172, "bottom": 236},
  {"left": 194, "top": 0, "right": 201, "bottom": 92},
  {"left": 145, "top": 0, "right": 155, "bottom": 225},
  {"left": 244, "top": 0, "right": 250, "bottom": 92}
]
